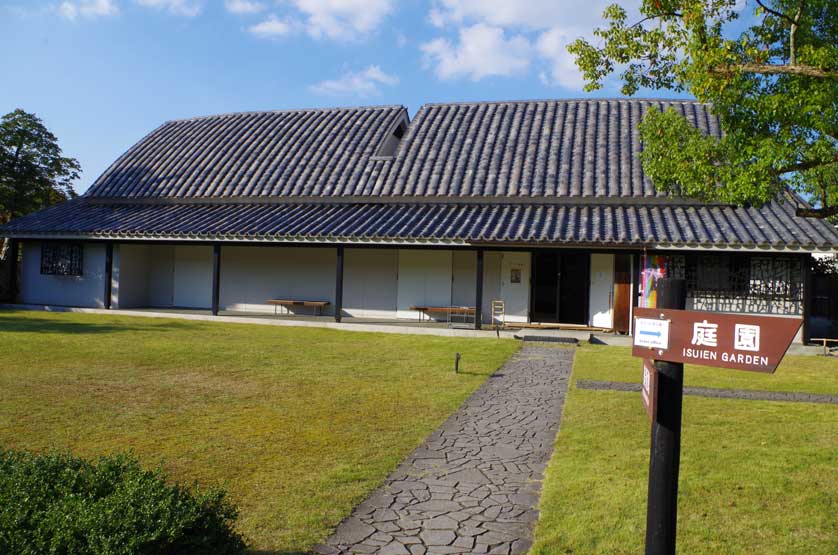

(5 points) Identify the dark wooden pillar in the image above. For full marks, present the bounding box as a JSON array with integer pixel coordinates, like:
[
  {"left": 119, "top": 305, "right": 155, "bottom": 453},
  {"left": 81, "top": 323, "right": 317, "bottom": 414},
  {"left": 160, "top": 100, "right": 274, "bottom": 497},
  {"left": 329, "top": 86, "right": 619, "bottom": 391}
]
[
  {"left": 104, "top": 243, "right": 114, "bottom": 309},
  {"left": 335, "top": 246, "right": 344, "bottom": 323},
  {"left": 802, "top": 254, "right": 811, "bottom": 345},
  {"left": 645, "top": 278, "right": 687, "bottom": 555},
  {"left": 8, "top": 239, "right": 19, "bottom": 303},
  {"left": 211, "top": 243, "right": 221, "bottom": 316},
  {"left": 474, "top": 249, "right": 484, "bottom": 330}
]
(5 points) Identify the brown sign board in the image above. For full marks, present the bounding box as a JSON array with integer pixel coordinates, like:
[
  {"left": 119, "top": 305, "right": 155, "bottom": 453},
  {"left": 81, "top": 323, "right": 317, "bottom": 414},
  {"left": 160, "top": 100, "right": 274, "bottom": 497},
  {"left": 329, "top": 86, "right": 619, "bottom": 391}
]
[
  {"left": 632, "top": 308, "right": 802, "bottom": 373},
  {"left": 641, "top": 359, "right": 658, "bottom": 422}
]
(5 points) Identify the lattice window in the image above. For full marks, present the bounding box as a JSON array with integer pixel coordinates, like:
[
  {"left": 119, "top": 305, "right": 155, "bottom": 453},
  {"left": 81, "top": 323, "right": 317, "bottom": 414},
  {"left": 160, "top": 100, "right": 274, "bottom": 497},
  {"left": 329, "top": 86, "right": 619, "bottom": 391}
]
[
  {"left": 686, "top": 254, "right": 751, "bottom": 295},
  {"left": 668, "top": 255, "right": 686, "bottom": 279},
  {"left": 749, "top": 257, "right": 802, "bottom": 301},
  {"left": 41, "top": 244, "right": 83, "bottom": 276}
]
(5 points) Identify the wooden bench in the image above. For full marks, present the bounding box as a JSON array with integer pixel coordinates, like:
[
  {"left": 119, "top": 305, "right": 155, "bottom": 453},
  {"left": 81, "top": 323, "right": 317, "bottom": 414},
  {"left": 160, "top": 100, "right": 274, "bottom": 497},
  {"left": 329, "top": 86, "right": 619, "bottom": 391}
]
[
  {"left": 811, "top": 337, "right": 838, "bottom": 356},
  {"left": 266, "top": 299, "right": 330, "bottom": 316},
  {"left": 410, "top": 305, "right": 475, "bottom": 324}
]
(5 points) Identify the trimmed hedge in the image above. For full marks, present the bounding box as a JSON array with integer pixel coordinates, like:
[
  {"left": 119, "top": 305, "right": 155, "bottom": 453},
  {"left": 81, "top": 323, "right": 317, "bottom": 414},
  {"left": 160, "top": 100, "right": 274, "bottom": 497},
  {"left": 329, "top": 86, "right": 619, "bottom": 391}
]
[{"left": 0, "top": 450, "right": 245, "bottom": 555}]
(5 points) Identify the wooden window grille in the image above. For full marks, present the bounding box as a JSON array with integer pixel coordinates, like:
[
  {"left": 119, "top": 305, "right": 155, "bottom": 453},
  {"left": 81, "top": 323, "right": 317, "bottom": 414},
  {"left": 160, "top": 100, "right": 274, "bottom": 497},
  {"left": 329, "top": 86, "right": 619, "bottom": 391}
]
[{"left": 40, "top": 243, "right": 83, "bottom": 276}]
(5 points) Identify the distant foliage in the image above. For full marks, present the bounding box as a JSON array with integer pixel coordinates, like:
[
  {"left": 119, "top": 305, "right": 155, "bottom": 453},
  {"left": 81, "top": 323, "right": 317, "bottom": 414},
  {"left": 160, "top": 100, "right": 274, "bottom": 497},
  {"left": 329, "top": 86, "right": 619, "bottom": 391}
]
[
  {"left": 0, "top": 109, "right": 80, "bottom": 224},
  {"left": 0, "top": 450, "right": 246, "bottom": 555},
  {"left": 569, "top": 1, "right": 838, "bottom": 219},
  {"left": 812, "top": 255, "right": 838, "bottom": 276}
]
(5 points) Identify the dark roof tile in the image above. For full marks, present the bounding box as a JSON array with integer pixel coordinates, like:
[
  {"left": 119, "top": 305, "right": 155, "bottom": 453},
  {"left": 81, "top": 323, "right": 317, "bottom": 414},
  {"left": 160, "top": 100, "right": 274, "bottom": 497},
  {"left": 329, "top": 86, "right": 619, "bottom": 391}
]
[
  {"left": 85, "top": 106, "right": 407, "bottom": 199},
  {"left": 4, "top": 198, "right": 837, "bottom": 250}
]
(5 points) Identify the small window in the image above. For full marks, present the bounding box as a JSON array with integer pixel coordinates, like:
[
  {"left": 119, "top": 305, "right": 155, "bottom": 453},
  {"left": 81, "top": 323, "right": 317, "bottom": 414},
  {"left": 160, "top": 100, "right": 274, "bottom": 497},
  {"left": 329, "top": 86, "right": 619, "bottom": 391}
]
[
  {"left": 375, "top": 121, "right": 407, "bottom": 158},
  {"left": 41, "top": 243, "right": 83, "bottom": 276}
]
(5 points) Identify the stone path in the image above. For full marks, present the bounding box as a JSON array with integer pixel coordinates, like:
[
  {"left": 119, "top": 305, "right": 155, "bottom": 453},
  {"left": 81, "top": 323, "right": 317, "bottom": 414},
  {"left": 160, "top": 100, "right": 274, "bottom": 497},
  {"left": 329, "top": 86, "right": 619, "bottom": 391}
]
[
  {"left": 576, "top": 379, "right": 838, "bottom": 404},
  {"left": 315, "top": 345, "right": 574, "bottom": 555}
]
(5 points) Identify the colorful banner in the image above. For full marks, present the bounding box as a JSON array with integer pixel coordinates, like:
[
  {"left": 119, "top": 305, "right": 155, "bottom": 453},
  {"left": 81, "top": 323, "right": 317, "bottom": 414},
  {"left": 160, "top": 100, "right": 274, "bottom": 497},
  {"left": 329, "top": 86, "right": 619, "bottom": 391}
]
[{"left": 640, "top": 254, "right": 669, "bottom": 308}]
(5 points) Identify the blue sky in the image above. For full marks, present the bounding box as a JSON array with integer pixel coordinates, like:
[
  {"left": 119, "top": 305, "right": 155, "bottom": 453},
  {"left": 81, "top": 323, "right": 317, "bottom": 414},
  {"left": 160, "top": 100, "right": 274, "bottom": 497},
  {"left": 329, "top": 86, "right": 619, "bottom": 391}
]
[{"left": 2, "top": 0, "right": 696, "bottom": 194}]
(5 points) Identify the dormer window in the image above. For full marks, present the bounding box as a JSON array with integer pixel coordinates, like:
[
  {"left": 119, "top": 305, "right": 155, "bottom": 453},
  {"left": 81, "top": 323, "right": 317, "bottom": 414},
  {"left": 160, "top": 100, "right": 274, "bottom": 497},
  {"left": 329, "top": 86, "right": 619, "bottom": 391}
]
[{"left": 375, "top": 120, "right": 407, "bottom": 158}]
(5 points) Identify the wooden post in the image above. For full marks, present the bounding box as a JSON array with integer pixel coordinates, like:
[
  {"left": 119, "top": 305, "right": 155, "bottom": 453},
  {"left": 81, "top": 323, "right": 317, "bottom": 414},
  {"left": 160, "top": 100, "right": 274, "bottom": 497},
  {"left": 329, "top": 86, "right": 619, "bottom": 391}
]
[
  {"left": 801, "top": 254, "right": 811, "bottom": 345},
  {"left": 335, "top": 246, "right": 344, "bottom": 323},
  {"left": 211, "top": 244, "right": 221, "bottom": 316},
  {"left": 474, "top": 249, "right": 484, "bottom": 330},
  {"left": 104, "top": 243, "right": 113, "bottom": 310},
  {"left": 8, "top": 239, "right": 19, "bottom": 303},
  {"left": 645, "top": 278, "right": 687, "bottom": 555}
]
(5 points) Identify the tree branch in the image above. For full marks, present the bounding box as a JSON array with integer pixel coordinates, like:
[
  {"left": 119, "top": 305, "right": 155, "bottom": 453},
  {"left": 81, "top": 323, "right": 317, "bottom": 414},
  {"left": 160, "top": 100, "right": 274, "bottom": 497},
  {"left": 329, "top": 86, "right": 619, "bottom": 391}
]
[
  {"left": 776, "top": 155, "right": 838, "bottom": 175},
  {"left": 710, "top": 63, "right": 838, "bottom": 78},
  {"left": 630, "top": 12, "right": 682, "bottom": 28},
  {"left": 754, "top": 0, "right": 798, "bottom": 27},
  {"left": 796, "top": 205, "right": 838, "bottom": 218}
]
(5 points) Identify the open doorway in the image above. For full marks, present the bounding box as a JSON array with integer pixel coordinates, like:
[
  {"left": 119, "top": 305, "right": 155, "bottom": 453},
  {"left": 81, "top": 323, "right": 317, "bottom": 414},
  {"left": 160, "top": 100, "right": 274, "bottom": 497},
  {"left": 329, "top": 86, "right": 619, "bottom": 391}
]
[{"left": 530, "top": 251, "right": 589, "bottom": 324}]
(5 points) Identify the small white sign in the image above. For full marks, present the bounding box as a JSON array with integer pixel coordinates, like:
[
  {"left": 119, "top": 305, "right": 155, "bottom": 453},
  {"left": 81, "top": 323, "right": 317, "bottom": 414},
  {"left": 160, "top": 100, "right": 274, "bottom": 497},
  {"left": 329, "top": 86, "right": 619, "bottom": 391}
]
[{"left": 634, "top": 318, "right": 671, "bottom": 349}]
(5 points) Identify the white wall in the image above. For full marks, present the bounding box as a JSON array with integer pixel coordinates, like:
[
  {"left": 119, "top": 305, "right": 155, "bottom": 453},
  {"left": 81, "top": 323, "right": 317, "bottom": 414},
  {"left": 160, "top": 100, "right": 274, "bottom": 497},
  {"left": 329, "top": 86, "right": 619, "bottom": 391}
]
[
  {"left": 173, "top": 246, "right": 212, "bottom": 309},
  {"left": 19, "top": 242, "right": 106, "bottom": 308},
  {"left": 482, "top": 252, "right": 502, "bottom": 325},
  {"left": 344, "top": 249, "right": 397, "bottom": 318},
  {"left": 451, "top": 251, "right": 476, "bottom": 306},
  {"left": 589, "top": 253, "right": 614, "bottom": 328},
  {"left": 499, "top": 252, "right": 531, "bottom": 323},
  {"left": 220, "top": 246, "right": 336, "bottom": 314},
  {"left": 114, "top": 245, "right": 150, "bottom": 308},
  {"left": 148, "top": 245, "right": 174, "bottom": 307},
  {"left": 396, "top": 250, "right": 453, "bottom": 319}
]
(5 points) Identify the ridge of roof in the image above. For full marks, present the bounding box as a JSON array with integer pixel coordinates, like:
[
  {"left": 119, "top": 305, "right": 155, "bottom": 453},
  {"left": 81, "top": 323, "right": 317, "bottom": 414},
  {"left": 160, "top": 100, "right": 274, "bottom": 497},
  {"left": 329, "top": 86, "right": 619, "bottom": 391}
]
[
  {"left": 78, "top": 195, "right": 733, "bottom": 207},
  {"left": 164, "top": 104, "right": 407, "bottom": 124},
  {"left": 419, "top": 97, "right": 710, "bottom": 109},
  {"left": 156, "top": 98, "right": 706, "bottom": 125}
]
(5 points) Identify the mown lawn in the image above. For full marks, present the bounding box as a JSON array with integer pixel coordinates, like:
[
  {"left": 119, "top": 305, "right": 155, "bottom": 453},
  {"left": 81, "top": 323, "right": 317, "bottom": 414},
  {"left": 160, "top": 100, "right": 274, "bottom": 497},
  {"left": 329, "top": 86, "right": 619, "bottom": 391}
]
[
  {"left": 532, "top": 345, "right": 838, "bottom": 555},
  {"left": 573, "top": 343, "right": 838, "bottom": 394},
  {"left": 0, "top": 310, "right": 518, "bottom": 553}
]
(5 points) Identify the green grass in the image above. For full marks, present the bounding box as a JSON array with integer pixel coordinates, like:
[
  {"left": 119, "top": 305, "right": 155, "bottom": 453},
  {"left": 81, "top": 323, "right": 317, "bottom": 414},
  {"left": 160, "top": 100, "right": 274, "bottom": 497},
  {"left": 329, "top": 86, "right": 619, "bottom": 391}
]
[
  {"left": 0, "top": 310, "right": 518, "bottom": 553},
  {"left": 574, "top": 343, "right": 838, "bottom": 394},
  {"left": 532, "top": 345, "right": 838, "bottom": 555}
]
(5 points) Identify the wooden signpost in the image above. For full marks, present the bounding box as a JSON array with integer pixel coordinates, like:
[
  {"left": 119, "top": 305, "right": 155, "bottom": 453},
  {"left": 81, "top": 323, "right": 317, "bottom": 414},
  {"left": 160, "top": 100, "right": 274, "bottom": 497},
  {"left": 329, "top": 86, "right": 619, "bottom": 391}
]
[
  {"left": 633, "top": 307, "right": 802, "bottom": 373},
  {"left": 641, "top": 359, "right": 658, "bottom": 422},
  {"left": 633, "top": 278, "right": 802, "bottom": 555}
]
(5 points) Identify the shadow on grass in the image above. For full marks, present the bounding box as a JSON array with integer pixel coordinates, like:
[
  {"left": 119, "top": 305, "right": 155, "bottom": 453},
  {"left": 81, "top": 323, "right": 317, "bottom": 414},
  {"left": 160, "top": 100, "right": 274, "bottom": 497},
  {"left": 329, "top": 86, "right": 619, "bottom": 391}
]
[
  {"left": 247, "top": 550, "right": 309, "bottom": 555},
  {"left": 0, "top": 317, "right": 194, "bottom": 335}
]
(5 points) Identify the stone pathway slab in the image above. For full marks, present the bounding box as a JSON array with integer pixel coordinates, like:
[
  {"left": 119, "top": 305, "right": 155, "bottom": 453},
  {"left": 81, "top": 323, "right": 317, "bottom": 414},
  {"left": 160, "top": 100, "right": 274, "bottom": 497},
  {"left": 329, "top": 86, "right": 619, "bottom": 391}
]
[{"left": 316, "top": 345, "right": 573, "bottom": 555}]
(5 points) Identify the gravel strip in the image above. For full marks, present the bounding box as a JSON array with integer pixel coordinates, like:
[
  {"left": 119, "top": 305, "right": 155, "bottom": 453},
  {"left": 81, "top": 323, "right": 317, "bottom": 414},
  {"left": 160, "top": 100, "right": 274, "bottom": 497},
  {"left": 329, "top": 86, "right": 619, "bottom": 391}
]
[{"left": 576, "top": 379, "right": 838, "bottom": 404}]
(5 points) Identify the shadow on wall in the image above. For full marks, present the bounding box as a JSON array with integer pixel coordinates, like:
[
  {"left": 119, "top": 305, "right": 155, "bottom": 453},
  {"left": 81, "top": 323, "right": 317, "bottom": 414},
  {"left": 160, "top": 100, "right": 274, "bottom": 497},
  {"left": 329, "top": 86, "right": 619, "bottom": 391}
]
[{"left": 0, "top": 258, "right": 10, "bottom": 303}]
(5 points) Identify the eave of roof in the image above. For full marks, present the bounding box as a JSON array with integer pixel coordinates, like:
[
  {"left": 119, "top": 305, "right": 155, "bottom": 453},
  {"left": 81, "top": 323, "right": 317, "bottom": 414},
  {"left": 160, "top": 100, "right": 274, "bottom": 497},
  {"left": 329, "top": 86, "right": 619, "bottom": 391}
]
[{"left": 3, "top": 199, "right": 836, "bottom": 253}]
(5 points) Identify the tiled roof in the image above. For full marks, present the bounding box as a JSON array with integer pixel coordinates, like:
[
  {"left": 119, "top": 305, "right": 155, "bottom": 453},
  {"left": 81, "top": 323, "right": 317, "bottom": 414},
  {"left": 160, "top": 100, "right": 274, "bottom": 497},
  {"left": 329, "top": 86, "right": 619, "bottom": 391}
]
[
  {"left": 3, "top": 98, "right": 836, "bottom": 251},
  {"left": 85, "top": 105, "right": 407, "bottom": 198},
  {"left": 84, "top": 99, "right": 712, "bottom": 200},
  {"left": 4, "top": 197, "right": 836, "bottom": 250},
  {"left": 376, "top": 99, "right": 718, "bottom": 198}
]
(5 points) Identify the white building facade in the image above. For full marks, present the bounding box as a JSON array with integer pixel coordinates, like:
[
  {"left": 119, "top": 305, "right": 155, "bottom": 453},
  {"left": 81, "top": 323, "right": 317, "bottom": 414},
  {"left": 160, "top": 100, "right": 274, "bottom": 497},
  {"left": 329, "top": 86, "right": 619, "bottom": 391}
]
[{"left": 3, "top": 100, "right": 836, "bottom": 341}]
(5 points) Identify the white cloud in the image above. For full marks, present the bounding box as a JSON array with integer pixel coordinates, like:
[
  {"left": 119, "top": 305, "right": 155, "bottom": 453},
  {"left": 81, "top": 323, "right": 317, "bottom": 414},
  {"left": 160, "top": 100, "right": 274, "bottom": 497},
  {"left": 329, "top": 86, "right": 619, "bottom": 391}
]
[
  {"left": 536, "top": 26, "right": 587, "bottom": 90},
  {"left": 310, "top": 65, "right": 399, "bottom": 96},
  {"left": 136, "top": 0, "right": 202, "bottom": 17},
  {"left": 429, "top": 0, "right": 639, "bottom": 30},
  {"left": 428, "top": 0, "right": 569, "bottom": 29},
  {"left": 424, "top": 0, "right": 642, "bottom": 89},
  {"left": 421, "top": 24, "right": 531, "bottom": 81},
  {"left": 225, "top": 0, "right": 264, "bottom": 15},
  {"left": 59, "top": 0, "right": 118, "bottom": 21},
  {"left": 289, "top": 0, "right": 395, "bottom": 40},
  {"left": 248, "top": 15, "right": 292, "bottom": 38}
]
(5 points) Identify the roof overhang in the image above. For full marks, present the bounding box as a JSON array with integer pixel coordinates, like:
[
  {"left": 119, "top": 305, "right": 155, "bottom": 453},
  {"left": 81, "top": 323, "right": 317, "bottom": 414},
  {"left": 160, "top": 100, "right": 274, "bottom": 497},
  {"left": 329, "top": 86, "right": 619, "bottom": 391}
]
[{"left": 6, "top": 232, "right": 837, "bottom": 254}]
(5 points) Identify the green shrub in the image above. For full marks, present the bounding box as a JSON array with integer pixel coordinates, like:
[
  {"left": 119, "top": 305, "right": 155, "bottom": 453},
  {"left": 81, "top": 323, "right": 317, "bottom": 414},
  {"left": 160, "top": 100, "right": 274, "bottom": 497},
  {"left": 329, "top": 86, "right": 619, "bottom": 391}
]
[{"left": 0, "top": 450, "right": 245, "bottom": 555}]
